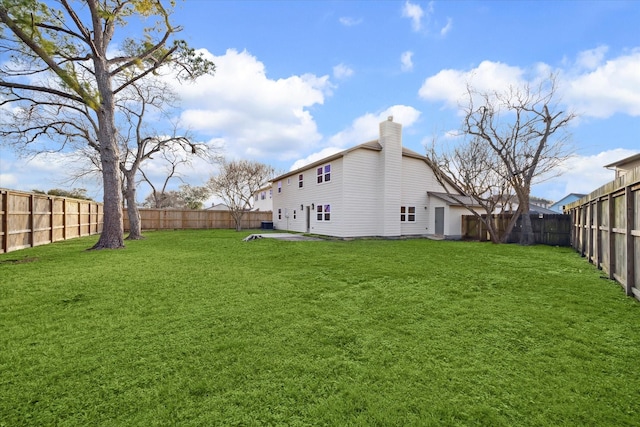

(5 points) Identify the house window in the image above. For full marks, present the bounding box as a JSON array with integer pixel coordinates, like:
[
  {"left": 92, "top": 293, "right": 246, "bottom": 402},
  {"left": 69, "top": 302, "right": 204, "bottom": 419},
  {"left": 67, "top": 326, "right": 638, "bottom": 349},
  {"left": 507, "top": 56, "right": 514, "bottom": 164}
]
[
  {"left": 269, "top": 189, "right": 272, "bottom": 199},
  {"left": 287, "top": 178, "right": 291, "bottom": 186},
  {"left": 293, "top": 210, "right": 297, "bottom": 219},
  {"left": 298, "top": 174, "right": 304, "bottom": 188},
  {"left": 278, "top": 208, "right": 282, "bottom": 220},
  {"left": 278, "top": 181, "right": 282, "bottom": 193},
  {"left": 317, "top": 203, "right": 330, "bottom": 221},
  {"left": 317, "top": 164, "right": 331, "bottom": 184},
  {"left": 401, "top": 206, "right": 416, "bottom": 222},
  {"left": 254, "top": 194, "right": 258, "bottom": 202},
  {"left": 260, "top": 191, "right": 266, "bottom": 200}
]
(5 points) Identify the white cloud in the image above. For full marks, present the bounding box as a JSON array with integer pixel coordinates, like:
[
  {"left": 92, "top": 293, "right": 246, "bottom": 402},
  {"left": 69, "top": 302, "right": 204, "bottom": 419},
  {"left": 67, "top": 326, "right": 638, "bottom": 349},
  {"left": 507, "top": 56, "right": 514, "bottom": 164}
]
[
  {"left": 169, "top": 48, "right": 331, "bottom": 162},
  {"left": 400, "top": 51, "right": 414, "bottom": 72},
  {"left": 563, "top": 48, "right": 640, "bottom": 118},
  {"left": 440, "top": 17, "right": 453, "bottom": 36},
  {"left": 339, "top": 16, "right": 363, "bottom": 27},
  {"left": 575, "top": 46, "right": 609, "bottom": 70},
  {"left": 418, "top": 48, "right": 640, "bottom": 119},
  {"left": 0, "top": 173, "right": 18, "bottom": 188},
  {"left": 289, "top": 105, "right": 422, "bottom": 171},
  {"left": 418, "top": 60, "right": 526, "bottom": 108},
  {"left": 333, "top": 63, "right": 354, "bottom": 80},
  {"left": 289, "top": 147, "right": 344, "bottom": 172},
  {"left": 402, "top": 0, "right": 425, "bottom": 32},
  {"left": 328, "top": 105, "right": 422, "bottom": 148}
]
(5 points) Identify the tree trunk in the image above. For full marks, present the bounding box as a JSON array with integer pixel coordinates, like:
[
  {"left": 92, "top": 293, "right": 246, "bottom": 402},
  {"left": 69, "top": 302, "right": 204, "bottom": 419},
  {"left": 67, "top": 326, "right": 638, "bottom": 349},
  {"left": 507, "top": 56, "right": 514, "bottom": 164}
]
[
  {"left": 519, "top": 210, "right": 535, "bottom": 245},
  {"left": 124, "top": 172, "right": 143, "bottom": 240},
  {"left": 518, "top": 191, "right": 535, "bottom": 245},
  {"left": 91, "top": 59, "right": 124, "bottom": 250},
  {"left": 233, "top": 210, "right": 244, "bottom": 231}
]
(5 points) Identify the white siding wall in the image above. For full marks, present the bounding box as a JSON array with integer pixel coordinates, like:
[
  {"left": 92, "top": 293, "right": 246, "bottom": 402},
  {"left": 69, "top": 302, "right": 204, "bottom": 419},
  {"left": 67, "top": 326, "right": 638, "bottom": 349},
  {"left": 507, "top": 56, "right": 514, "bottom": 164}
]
[
  {"left": 340, "top": 149, "right": 382, "bottom": 237},
  {"left": 399, "top": 157, "right": 430, "bottom": 235},
  {"left": 446, "top": 206, "right": 469, "bottom": 238},
  {"left": 252, "top": 188, "right": 273, "bottom": 212},
  {"left": 272, "top": 158, "right": 344, "bottom": 235}
]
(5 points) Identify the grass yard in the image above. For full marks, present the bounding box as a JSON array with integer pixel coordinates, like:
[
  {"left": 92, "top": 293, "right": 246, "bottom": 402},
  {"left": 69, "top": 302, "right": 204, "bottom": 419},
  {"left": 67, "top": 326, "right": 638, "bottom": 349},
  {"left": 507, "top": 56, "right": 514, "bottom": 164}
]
[{"left": 1, "top": 230, "right": 639, "bottom": 426}]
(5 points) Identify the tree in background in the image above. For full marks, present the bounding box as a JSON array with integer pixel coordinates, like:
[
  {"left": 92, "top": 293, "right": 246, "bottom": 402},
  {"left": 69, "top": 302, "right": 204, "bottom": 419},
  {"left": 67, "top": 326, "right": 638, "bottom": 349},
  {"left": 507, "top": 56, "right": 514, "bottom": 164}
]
[
  {"left": 428, "top": 74, "right": 574, "bottom": 244},
  {"left": 141, "top": 184, "right": 209, "bottom": 209},
  {"left": 0, "top": 0, "right": 214, "bottom": 249},
  {"left": 178, "top": 184, "right": 210, "bottom": 210},
  {"left": 207, "top": 160, "right": 275, "bottom": 231},
  {"left": 32, "top": 188, "right": 93, "bottom": 201}
]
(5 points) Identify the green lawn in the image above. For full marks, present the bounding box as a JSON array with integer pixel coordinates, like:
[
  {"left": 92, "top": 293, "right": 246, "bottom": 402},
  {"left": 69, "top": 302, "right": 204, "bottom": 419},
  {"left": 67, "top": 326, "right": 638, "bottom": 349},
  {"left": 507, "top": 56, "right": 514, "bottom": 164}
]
[{"left": 1, "top": 230, "right": 639, "bottom": 426}]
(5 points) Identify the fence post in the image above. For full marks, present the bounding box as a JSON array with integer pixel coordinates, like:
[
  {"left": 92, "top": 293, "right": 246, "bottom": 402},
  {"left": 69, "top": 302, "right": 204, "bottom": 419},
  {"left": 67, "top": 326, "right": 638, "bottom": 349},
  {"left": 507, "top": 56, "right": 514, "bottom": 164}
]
[
  {"left": 608, "top": 193, "right": 615, "bottom": 280},
  {"left": 62, "top": 198, "right": 67, "bottom": 241},
  {"left": 625, "top": 185, "right": 634, "bottom": 296},
  {"left": 1, "top": 190, "right": 8, "bottom": 253},
  {"left": 29, "top": 193, "right": 35, "bottom": 248},
  {"left": 49, "top": 197, "right": 54, "bottom": 244},
  {"left": 594, "top": 198, "right": 601, "bottom": 269}
]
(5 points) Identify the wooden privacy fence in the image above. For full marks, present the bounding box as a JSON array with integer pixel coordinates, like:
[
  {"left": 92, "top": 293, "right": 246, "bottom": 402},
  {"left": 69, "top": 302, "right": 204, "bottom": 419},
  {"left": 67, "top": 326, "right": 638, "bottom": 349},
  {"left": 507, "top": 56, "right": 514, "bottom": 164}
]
[
  {"left": 462, "top": 213, "right": 572, "bottom": 246},
  {"left": 0, "top": 189, "right": 103, "bottom": 254},
  {"left": 565, "top": 166, "right": 639, "bottom": 301},
  {"left": 124, "top": 208, "right": 273, "bottom": 231}
]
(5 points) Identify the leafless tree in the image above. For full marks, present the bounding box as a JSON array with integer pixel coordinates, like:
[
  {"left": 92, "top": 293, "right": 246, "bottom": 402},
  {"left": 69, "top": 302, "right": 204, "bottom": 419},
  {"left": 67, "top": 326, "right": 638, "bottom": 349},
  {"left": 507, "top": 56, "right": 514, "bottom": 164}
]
[
  {"left": 0, "top": 0, "right": 214, "bottom": 249},
  {"left": 428, "top": 74, "right": 575, "bottom": 244},
  {"left": 207, "top": 160, "right": 275, "bottom": 231},
  {"left": 117, "top": 80, "right": 214, "bottom": 239}
]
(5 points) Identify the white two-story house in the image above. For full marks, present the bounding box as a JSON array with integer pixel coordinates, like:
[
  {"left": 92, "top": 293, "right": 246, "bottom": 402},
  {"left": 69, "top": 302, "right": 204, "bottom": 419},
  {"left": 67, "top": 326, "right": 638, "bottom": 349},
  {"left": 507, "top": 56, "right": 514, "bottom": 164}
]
[{"left": 270, "top": 117, "right": 471, "bottom": 239}]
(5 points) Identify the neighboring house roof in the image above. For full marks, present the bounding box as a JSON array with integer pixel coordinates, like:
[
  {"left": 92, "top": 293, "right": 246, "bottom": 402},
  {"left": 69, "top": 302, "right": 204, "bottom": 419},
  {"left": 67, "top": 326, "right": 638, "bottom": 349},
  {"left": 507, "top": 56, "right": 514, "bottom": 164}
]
[
  {"left": 603, "top": 152, "right": 640, "bottom": 169},
  {"left": 206, "top": 203, "right": 230, "bottom": 211},
  {"left": 528, "top": 204, "right": 559, "bottom": 215},
  {"left": 428, "top": 191, "right": 482, "bottom": 207},
  {"left": 549, "top": 193, "right": 586, "bottom": 209}
]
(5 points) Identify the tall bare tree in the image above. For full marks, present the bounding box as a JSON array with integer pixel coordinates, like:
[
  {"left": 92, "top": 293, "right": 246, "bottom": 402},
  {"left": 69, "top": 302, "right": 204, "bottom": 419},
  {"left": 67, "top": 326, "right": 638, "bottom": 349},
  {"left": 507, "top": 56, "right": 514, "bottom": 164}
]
[
  {"left": 207, "top": 160, "right": 275, "bottom": 231},
  {"left": 429, "top": 74, "right": 574, "bottom": 244},
  {"left": 0, "top": 0, "right": 214, "bottom": 249},
  {"left": 117, "top": 79, "right": 214, "bottom": 239}
]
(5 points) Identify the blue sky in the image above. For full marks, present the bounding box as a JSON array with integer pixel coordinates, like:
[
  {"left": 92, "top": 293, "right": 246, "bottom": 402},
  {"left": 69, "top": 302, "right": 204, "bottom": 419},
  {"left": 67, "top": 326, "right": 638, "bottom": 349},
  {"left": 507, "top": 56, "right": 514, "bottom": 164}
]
[{"left": 1, "top": 0, "right": 639, "bottom": 203}]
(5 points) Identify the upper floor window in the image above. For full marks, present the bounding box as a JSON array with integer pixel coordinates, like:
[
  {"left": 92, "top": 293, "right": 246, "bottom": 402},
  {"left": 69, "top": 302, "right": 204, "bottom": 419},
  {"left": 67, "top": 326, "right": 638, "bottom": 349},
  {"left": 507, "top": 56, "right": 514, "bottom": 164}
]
[
  {"left": 317, "top": 204, "right": 331, "bottom": 221},
  {"left": 260, "top": 191, "right": 266, "bottom": 200},
  {"left": 298, "top": 174, "right": 304, "bottom": 188},
  {"left": 278, "top": 208, "right": 282, "bottom": 220},
  {"left": 401, "top": 206, "right": 416, "bottom": 222},
  {"left": 269, "top": 189, "right": 273, "bottom": 199},
  {"left": 277, "top": 181, "right": 282, "bottom": 193},
  {"left": 317, "top": 164, "right": 331, "bottom": 184}
]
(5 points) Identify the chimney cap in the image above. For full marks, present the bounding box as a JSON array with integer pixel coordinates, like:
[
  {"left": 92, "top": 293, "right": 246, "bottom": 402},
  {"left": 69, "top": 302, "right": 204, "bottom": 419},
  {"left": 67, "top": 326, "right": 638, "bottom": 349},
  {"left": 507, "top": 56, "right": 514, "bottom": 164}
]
[{"left": 387, "top": 116, "right": 393, "bottom": 121}]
